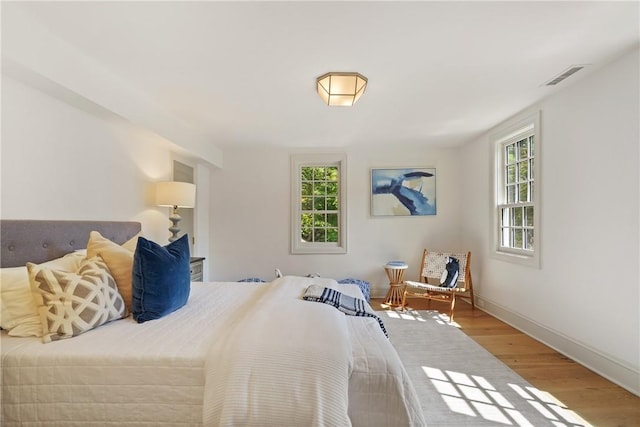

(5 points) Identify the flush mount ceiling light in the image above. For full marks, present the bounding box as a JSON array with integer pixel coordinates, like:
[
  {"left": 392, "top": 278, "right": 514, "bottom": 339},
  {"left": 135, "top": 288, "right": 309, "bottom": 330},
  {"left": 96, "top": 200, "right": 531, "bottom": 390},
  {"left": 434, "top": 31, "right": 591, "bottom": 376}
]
[{"left": 316, "top": 72, "right": 368, "bottom": 106}]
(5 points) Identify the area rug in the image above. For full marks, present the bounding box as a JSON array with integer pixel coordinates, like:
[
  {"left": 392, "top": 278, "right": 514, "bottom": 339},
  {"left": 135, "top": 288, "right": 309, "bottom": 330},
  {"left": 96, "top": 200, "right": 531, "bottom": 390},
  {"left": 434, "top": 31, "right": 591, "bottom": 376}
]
[{"left": 381, "top": 309, "right": 592, "bottom": 427}]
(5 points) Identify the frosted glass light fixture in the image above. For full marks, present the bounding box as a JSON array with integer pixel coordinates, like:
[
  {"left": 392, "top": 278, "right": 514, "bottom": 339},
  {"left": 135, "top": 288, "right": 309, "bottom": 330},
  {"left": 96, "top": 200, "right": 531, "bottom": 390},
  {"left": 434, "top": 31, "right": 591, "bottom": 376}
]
[
  {"left": 316, "top": 72, "right": 367, "bottom": 106},
  {"left": 156, "top": 181, "right": 196, "bottom": 242}
]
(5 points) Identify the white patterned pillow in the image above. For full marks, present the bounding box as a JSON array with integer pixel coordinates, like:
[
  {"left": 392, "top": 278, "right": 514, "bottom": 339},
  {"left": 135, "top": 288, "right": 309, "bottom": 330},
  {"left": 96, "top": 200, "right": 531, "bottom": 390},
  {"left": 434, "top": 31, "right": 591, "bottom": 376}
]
[
  {"left": 27, "top": 256, "right": 127, "bottom": 343},
  {"left": 0, "top": 252, "right": 86, "bottom": 337}
]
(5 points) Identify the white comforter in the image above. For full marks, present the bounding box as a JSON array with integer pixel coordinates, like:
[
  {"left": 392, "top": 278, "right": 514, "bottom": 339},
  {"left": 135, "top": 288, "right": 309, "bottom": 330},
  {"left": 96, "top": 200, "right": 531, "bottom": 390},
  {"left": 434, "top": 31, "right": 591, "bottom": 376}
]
[
  {"left": 203, "top": 276, "right": 353, "bottom": 426},
  {"left": 2, "top": 277, "right": 425, "bottom": 426}
]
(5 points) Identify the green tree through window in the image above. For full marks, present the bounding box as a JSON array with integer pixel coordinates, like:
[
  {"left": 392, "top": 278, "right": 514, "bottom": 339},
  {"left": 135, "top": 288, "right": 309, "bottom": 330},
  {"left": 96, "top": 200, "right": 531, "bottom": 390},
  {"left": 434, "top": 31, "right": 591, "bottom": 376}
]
[
  {"left": 500, "top": 135, "right": 535, "bottom": 251},
  {"left": 300, "top": 166, "right": 339, "bottom": 243}
]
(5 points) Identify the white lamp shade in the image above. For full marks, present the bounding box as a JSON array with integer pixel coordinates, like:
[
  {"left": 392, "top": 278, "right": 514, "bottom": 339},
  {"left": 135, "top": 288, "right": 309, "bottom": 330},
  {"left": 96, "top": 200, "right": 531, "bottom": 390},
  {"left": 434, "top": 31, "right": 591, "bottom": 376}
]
[{"left": 156, "top": 181, "right": 196, "bottom": 208}]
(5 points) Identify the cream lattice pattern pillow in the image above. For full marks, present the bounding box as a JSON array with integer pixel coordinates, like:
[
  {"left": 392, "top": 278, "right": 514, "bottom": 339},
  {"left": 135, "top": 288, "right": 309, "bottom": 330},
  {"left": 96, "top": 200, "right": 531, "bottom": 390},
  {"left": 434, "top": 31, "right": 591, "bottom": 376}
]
[{"left": 27, "top": 256, "right": 127, "bottom": 343}]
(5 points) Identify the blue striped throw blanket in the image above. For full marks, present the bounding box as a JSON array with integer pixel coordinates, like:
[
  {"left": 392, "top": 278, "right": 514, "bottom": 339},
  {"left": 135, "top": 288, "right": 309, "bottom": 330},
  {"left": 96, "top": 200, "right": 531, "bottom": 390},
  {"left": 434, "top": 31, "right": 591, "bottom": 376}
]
[{"left": 303, "top": 285, "right": 388, "bottom": 337}]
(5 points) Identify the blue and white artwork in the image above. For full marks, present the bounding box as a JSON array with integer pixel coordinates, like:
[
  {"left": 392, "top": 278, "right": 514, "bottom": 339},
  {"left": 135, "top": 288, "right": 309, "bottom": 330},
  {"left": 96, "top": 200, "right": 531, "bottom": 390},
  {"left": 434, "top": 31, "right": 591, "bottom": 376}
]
[{"left": 371, "top": 168, "right": 436, "bottom": 216}]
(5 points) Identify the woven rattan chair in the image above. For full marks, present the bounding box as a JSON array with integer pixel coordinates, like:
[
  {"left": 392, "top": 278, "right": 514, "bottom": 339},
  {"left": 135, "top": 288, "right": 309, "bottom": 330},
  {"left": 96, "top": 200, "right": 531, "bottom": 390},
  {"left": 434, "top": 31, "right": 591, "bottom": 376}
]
[{"left": 402, "top": 249, "right": 474, "bottom": 321}]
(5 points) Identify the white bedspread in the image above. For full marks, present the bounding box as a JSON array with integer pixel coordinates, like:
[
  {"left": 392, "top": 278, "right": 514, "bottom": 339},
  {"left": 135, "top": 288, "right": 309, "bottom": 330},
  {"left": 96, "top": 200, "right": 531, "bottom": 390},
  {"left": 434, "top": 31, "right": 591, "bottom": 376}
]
[
  {"left": 2, "top": 278, "right": 425, "bottom": 426},
  {"left": 1, "top": 282, "right": 259, "bottom": 426}
]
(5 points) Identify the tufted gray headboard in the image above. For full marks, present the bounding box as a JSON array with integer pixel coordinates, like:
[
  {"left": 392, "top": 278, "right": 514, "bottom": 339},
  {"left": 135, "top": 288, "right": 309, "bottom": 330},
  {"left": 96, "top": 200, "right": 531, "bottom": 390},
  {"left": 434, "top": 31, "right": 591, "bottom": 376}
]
[{"left": 0, "top": 220, "right": 141, "bottom": 268}]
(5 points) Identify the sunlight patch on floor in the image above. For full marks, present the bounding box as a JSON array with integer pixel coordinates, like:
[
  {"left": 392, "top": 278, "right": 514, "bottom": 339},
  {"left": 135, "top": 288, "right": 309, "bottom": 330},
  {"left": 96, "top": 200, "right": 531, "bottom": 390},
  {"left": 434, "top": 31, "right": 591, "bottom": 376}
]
[
  {"left": 422, "top": 366, "right": 516, "bottom": 425},
  {"left": 441, "top": 395, "right": 477, "bottom": 417},
  {"left": 381, "top": 309, "right": 427, "bottom": 322},
  {"left": 509, "top": 384, "right": 593, "bottom": 427},
  {"left": 381, "top": 308, "right": 461, "bottom": 326},
  {"left": 422, "top": 366, "right": 592, "bottom": 426},
  {"left": 472, "top": 400, "right": 515, "bottom": 425}
]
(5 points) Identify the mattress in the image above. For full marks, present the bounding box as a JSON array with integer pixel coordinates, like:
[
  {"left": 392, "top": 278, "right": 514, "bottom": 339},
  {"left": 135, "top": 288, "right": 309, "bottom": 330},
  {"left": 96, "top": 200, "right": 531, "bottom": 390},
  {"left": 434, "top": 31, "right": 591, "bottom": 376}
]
[{"left": 2, "top": 279, "right": 424, "bottom": 426}]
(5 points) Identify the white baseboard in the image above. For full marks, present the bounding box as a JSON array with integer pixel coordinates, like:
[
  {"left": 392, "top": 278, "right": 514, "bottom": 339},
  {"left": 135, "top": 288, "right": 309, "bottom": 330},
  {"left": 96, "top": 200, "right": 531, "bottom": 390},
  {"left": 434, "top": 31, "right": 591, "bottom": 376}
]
[{"left": 476, "top": 296, "right": 640, "bottom": 397}]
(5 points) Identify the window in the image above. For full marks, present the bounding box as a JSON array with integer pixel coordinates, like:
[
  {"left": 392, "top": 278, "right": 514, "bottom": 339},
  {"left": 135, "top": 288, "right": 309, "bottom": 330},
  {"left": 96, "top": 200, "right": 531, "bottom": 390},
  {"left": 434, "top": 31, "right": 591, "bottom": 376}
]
[
  {"left": 492, "top": 111, "right": 540, "bottom": 267},
  {"left": 291, "top": 153, "right": 347, "bottom": 254}
]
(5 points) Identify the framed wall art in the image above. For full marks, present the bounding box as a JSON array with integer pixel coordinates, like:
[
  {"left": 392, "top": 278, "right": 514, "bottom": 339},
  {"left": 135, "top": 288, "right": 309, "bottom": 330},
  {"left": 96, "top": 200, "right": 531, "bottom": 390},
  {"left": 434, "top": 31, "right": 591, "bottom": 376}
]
[{"left": 371, "top": 167, "right": 436, "bottom": 216}]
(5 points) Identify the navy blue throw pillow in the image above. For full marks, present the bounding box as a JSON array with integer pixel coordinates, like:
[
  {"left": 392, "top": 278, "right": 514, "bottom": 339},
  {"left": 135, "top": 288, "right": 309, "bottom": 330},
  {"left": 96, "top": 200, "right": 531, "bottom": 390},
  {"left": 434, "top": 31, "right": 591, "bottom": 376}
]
[
  {"left": 132, "top": 234, "right": 191, "bottom": 323},
  {"left": 439, "top": 257, "right": 460, "bottom": 288}
]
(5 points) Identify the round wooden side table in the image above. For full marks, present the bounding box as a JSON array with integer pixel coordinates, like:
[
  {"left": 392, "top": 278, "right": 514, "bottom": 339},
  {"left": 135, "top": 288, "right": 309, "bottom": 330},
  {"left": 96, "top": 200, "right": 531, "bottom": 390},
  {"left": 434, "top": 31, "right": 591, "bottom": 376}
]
[{"left": 384, "top": 262, "right": 408, "bottom": 307}]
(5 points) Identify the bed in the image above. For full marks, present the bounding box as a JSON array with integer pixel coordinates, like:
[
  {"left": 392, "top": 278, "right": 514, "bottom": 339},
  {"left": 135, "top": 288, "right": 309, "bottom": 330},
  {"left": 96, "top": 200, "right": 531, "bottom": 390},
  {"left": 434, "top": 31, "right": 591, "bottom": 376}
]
[{"left": 1, "top": 220, "right": 425, "bottom": 426}]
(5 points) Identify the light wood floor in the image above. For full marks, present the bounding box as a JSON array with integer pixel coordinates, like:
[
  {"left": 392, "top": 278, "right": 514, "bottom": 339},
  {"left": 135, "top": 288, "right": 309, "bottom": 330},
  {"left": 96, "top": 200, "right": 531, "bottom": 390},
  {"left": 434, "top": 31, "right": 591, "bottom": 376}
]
[{"left": 371, "top": 297, "right": 640, "bottom": 427}]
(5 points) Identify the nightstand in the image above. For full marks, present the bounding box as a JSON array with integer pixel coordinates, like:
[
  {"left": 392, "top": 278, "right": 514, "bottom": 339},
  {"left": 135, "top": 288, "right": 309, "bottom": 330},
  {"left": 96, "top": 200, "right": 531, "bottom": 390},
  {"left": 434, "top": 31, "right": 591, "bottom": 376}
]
[{"left": 189, "top": 257, "right": 205, "bottom": 281}]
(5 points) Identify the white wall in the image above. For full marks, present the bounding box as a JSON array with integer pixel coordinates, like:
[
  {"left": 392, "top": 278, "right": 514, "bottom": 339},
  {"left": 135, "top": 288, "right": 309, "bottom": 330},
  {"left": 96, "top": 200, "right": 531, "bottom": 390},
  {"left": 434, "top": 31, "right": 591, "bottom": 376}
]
[
  {"left": 1, "top": 74, "right": 181, "bottom": 244},
  {"left": 210, "top": 146, "right": 462, "bottom": 296},
  {"left": 460, "top": 48, "right": 639, "bottom": 394}
]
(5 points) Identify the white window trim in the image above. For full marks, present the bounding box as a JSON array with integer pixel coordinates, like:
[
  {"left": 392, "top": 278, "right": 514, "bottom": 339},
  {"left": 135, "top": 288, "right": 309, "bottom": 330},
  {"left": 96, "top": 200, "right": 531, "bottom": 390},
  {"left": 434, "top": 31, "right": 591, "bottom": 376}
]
[
  {"left": 290, "top": 153, "right": 347, "bottom": 254},
  {"left": 490, "top": 111, "right": 541, "bottom": 268}
]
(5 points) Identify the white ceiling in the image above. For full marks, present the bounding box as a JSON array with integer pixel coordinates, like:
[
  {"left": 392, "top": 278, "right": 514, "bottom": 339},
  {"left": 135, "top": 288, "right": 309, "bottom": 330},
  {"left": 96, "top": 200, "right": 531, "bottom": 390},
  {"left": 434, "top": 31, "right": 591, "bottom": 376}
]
[{"left": 3, "top": 1, "right": 639, "bottom": 154}]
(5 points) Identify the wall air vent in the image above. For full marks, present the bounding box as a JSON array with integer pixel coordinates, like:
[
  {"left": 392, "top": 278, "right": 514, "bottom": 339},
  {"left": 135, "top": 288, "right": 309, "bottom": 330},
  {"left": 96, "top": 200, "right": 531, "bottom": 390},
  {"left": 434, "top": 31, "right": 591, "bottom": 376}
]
[{"left": 544, "top": 65, "right": 587, "bottom": 86}]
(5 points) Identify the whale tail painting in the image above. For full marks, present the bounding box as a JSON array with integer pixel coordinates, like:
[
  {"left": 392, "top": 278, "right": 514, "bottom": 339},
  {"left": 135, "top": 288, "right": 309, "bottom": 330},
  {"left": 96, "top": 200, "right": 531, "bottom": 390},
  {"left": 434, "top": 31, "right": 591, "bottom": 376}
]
[{"left": 371, "top": 168, "right": 436, "bottom": 216}]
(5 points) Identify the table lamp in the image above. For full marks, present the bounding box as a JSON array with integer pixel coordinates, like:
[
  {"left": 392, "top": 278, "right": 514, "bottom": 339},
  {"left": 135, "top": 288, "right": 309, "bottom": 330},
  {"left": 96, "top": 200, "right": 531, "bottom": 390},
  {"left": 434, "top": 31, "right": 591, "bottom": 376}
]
[{"left": 156, "top": 181, "right": 196, "bottom": 242}]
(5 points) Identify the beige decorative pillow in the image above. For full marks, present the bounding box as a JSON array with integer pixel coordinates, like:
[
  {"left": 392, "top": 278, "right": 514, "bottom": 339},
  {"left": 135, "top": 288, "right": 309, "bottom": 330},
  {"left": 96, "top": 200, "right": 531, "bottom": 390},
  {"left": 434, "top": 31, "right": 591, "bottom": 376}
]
[
  {"left": 87, "top": 231, "right": 139, "bottom": 310},
  {"left": 0, "top": 252, "right": 86, "bottom": 337},
  {"left": 121, "top": 233, "right": 139, "bottom": 252},
  {"left": 27, "top": 256, "right": 127, "bottom": 343},
  {"left": 1, "top": 267, "right": 40, "bottom": 334}
]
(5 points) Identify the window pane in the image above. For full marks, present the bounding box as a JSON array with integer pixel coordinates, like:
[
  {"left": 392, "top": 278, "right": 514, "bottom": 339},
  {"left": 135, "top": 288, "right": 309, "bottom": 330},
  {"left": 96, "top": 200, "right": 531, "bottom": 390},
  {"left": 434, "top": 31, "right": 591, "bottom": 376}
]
[
  {"left": 525, "top": 206, "right": 534, "bottom": 226},
  {"left": 301, "top": 167, "right": 313, "bottom": 181},
  {"left": 529, "top": 136, "right": 535, "bottom": 156},
  {"left": 525, "top": 229, "right": 534, "bottom": 250},
  {"left": 313, "top": 197, "right": 325, "bottom": 210},
  {"left": 326, "top": 197, "right": 337, "bottom": 210},
  {"left": 326, "top": 167, "right": 338, "bottom": 181},
  {"left": 301, "top": 197, "right": 312, "bottom": 210},
  {"left": 513, "top": 207, "right": 523, "bottom": 226},
  {"left": 326, "top": 228, "right": 338, "bottom": 242},
  {"left": 313, "top": 213, "right": 325, "bottom": 224},
  {"left": 315, "top": 182, "right": 327, "bottom": 195},
  {"left": 312, "top": 167, "right": 325, "bottom": 180},
  {"left": 518, "top": 138, "right": 528, "bottom": 160},
  {"left": 507, "top": 165, "right": 516, "bottom": 184},
  {"left": 507, "top": 185, "right": 516, "bottom": 204},
  {"left": 302, "top": 182, "right": 313, "bottom": 196},
  {"left": 313, "top": 228, "right": 326, "bottom": 242},
  {"left": 501, "top": 227, "right": 511, "bottom": 246},
  {"left": 518, "top": 161, "right": 528, "bottom": 181},
  {"left": 514, "top": 229, "right": 523, "bottom": 249},
  {"left": 529, "top": 159, "right": 534, "bottom": 179},
  {"left": 506, "top": 144, "right": 516, "bottom": 164},
  {"left": 519, "top": 183, "right": 529, "bottom": 202},
  {"left": 326, "top": 182, "right": 338, "bottom": 195},
  {"left": 327, "top": 213, "right": 338, "bottom": 227},
  {"left": 501, "top": 208, "right": 510, "bottom": 226},
  {"left": 301, "top": 213, "right": 313, "bottom": 242}
]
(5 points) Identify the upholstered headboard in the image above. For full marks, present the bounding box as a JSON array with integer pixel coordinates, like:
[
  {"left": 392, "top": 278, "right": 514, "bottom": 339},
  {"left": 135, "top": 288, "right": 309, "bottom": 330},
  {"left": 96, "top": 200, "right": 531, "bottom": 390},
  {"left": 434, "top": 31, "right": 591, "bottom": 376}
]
[{"left": 0, "top": 220, "right": 141, "bottom": 268}]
